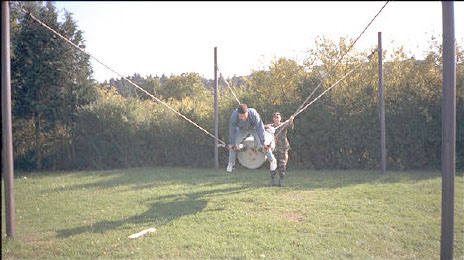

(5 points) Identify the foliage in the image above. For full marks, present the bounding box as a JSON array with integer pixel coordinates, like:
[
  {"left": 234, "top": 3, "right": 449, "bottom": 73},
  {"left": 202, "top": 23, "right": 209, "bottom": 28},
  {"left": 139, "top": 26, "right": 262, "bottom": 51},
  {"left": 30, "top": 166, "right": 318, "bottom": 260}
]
[
  {"left": 9, "top": 2, "right": 463, "bottom": 170},
  {"left": 71, "top": 85, "right": 216, "bottom": 169},
  {"left": 10, "top": 1, "right": 96, "bottom": 170}
]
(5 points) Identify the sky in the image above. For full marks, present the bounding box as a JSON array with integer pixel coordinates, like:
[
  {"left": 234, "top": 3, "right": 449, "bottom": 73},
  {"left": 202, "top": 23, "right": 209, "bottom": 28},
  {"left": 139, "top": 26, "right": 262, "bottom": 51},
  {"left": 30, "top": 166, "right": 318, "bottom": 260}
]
[{"left": 53, "top": 1, "right": 464, "bottom": 83}]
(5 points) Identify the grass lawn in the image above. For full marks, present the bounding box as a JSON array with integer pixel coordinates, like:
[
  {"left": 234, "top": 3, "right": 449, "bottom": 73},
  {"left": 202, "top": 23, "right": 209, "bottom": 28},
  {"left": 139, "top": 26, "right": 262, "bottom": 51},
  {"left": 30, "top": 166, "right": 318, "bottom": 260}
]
[{"left": 2, "top": 167, "right": 463, "bottom": 259}]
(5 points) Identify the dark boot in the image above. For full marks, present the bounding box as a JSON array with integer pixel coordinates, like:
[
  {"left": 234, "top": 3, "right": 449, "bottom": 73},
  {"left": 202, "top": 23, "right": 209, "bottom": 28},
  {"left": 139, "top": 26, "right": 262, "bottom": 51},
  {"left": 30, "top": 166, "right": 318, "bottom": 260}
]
[
  {"left": 278, "top": 177, "right": 284, "bottom": 187},
  {"left": 270, "top": 175, "right": 275, "bottom": 186}
]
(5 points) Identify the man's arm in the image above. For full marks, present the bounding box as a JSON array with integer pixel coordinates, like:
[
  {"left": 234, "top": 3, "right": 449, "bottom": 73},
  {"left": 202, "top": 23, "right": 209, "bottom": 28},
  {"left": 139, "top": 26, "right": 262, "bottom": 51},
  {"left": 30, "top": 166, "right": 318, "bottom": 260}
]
[
  {"left": 274, "top": 116, "right": 295, "bottom": 138},
  {"left": 289, "top": 115, "right": 295, "bottom": 128},
  {"left": 283, "top": 115, "right": 295, "bottom": 130},
  {"left": 228, "top": 110, "right": 238, "bottom": 145},
  {"left": 249, "top": 109, "right": 266, "bottom": 146}
]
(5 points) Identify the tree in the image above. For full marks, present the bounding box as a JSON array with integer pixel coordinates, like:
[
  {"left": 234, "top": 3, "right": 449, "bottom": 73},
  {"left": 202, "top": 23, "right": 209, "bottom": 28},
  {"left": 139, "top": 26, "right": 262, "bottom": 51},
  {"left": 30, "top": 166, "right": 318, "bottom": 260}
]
[
  {"left": 11, "top": 1, "right": 95, "bottom": 170},
  {"left": 246, "top": 58, "right": 306, "bottom": 121},
  {"left": 159, "top": 73, "right": 206, "bottom": 100}
]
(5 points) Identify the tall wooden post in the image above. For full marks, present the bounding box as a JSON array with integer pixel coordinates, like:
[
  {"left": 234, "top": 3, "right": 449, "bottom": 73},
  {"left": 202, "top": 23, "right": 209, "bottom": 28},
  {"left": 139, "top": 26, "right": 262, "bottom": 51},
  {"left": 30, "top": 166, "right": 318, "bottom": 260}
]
[
  {"left": 2, "top": 0, "right": 16, "bottom": 238},
  {"left": 440, "top": 2, "right": 455, "bottom": 260},
  {"left": 378, "top": 32, "right": 386, "bottom": 174},
  {"left": 214, "top": 47, "right": 219, "bottom": 169}
]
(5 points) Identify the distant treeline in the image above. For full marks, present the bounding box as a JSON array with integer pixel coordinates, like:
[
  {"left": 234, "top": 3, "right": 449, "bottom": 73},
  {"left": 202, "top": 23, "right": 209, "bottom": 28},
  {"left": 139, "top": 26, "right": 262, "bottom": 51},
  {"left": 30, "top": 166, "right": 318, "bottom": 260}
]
[{"left": 7, "top": 1, "right": 463, "bottom": 171}]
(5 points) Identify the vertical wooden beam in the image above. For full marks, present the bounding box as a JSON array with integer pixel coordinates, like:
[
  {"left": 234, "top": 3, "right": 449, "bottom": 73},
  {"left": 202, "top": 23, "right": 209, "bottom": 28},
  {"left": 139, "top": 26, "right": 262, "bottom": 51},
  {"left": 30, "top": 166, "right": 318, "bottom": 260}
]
[
  {"left": 2, "top": 0, "right": 15, "bottom": 238},
  {"left": 378, "top": 32, "right": 386, "bottom": 174},
  {"left": 440, "top": 2, "right": 455, "bottom": 260},
  {"left": 214, "top": 47, "right": 219, "bottom": 169}
]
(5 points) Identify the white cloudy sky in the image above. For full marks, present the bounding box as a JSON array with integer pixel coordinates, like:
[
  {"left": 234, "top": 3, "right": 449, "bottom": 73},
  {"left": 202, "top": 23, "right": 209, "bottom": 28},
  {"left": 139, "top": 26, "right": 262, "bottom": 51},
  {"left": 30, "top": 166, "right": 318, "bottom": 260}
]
[{"left": 53, "top": 1, "right": 464, "bottom": 82}]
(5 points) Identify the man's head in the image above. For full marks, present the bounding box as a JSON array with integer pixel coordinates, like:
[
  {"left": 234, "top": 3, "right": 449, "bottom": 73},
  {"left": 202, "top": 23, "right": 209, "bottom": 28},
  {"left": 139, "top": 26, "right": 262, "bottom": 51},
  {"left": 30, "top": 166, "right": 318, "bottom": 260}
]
[
  {"left": 273, "top": 112, "right": 282, "bottom": 124},
  {"left": 237, "top": 104, "right": 248, "bottom": 121}
]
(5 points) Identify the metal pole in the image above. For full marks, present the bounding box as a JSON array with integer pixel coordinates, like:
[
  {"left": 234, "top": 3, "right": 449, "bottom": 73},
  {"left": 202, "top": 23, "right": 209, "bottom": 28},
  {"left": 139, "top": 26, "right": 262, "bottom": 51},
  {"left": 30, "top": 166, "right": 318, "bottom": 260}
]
[
  {"left": 440, "top": 2, "right": 455, "bottom": 260},
  {"left": 214, "top": 47, "right": 219, "bottom": 169},
  {"left": 378, "top": 32, "right": 386, "bottom": 174},
  {"left": 2, "top": 0, "right": 16, "bottom": 238}
]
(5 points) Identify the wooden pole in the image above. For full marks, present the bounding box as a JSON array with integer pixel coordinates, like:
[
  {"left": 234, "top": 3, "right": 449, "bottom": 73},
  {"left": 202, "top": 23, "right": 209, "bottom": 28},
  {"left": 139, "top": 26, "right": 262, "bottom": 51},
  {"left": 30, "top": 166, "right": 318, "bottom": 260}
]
[
  {"left": 440, "top": 2, "right": 455, "bottom": 259},
  {"left": 2, "top": 0, "right": 16, "bottom": 238},
  {"left": 214, "top": 47, "right": 219, "bottom": 169},
  {"left": 378, "top": 32, "right": 386, "bottom": 174}
]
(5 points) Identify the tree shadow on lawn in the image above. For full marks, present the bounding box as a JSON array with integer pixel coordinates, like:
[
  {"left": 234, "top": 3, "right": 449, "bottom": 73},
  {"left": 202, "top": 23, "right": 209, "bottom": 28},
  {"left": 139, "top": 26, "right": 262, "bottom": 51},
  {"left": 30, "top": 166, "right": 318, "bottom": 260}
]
[
  {"left": 55, "top": 185, "right": 247, "bottom": 238},
  {"left": 47, "top": 167, "right": 227, "bottom": 192}
]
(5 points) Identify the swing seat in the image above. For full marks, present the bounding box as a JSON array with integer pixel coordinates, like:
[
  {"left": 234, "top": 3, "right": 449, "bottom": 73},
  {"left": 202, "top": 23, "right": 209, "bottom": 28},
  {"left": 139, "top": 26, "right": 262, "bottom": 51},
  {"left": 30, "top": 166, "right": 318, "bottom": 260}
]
[{"left": 237, "top": 129, "right": 275, "bottom": 169}]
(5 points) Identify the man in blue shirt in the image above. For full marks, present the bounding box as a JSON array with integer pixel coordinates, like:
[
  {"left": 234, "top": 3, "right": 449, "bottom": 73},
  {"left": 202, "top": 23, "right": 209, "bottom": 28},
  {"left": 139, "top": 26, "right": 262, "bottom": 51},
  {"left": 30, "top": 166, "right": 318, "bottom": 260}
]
[{"left": 226, "top": 103, "right": 277, "bottom": 172}]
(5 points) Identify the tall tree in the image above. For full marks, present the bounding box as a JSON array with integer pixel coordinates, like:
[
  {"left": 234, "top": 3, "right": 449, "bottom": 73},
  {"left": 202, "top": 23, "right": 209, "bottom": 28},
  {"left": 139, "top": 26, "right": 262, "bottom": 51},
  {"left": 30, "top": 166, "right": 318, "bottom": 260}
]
[{"left": 11, "top": 1, "right": 95, "bottom": 170}]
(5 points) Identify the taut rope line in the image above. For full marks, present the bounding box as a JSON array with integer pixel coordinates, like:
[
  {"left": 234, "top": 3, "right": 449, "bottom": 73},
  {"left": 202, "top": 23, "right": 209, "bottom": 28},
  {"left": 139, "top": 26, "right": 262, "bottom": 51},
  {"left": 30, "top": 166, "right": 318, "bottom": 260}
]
[
  {"left": 274, "top": 50, "right": 376, "bottom": 134},
  {"left": 12, "top": 1, "right": 388, "bottom": 146},
  {"left": 292, "top": 1, "right": 389, "bottom": 120},
  {"left": 12, "top": 3, "right": 226, "bottom": 147},
  {"left": 292, "top": 51, "right": 376, "bottom": 119},
  {"left": 274, "top": 1, "right": 389, "bottom": 133},
  {"left": 218, "top": 70, "right": 241, "bottom": 105}
]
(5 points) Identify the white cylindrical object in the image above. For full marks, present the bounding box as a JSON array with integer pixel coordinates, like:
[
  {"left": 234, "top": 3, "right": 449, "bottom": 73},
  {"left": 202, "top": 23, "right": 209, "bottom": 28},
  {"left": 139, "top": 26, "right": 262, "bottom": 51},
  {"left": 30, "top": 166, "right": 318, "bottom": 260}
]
[{"left": 236, "top": 129, "right": 275, "bottom": 169}]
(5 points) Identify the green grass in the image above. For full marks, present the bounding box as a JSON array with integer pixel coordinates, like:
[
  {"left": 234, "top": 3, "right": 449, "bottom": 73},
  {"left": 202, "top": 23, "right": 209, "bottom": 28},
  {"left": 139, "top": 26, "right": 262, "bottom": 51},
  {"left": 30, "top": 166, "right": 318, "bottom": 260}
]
[{"left": 2, "top": 167, "right": 463, "bottom": 259}]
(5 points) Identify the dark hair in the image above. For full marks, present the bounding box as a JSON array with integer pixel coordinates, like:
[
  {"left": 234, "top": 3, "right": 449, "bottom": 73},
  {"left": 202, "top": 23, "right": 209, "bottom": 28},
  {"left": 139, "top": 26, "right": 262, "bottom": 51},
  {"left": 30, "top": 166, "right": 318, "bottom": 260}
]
[{"left": 237, "top": 103, "right": 248, "bottom": 114}]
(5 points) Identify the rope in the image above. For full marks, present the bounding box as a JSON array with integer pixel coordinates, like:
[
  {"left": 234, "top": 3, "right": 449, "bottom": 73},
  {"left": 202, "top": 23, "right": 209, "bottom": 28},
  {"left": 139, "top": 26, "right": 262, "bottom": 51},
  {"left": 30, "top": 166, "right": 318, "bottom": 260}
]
[
  {"left": 293, "top": 51, "right": 376, "bottom": 119},
  {"left": 12, "top": 1, "right": 388, "bottom": 147},
  {"left": 275, "top": 1, "right": 389, "bottom": 131},
  {"left": 274, "top": 51, "right": 376, "bottom": 134},
  {"left": 273, "top": 2, "right": 389, "bottom": 133},
  {"left": 12, "top": 3, "right": 227, "bottom": 147},
  {"left": 334, "top": 1, "right": 389, "bottom": 71},
  {"left": 293, "top": 79, "right": 325, "bottom": 120},
  {"left": 218, "top": 70, "right": 241, "bottom": 104}
]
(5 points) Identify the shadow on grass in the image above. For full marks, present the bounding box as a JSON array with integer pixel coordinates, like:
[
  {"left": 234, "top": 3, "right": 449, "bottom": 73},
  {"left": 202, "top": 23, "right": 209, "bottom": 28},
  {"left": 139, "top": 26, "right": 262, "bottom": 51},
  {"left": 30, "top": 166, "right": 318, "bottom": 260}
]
[
  {"left": 233, "top": 168, "right": 445, "bottom": 191},
  {"left": 283, "top": 169, "right": 444, "bottom": 190},
  {"left": 42, "top": 168, "right": 457, "bottom": 238},
  {"left": 55, "top": 186, "right": 247, "bottom": 238},
  {"left": 47, "top": 167, "right": 225, "bottom": 193},
  {"left": 45, "top": 166, "right": 448, "bottom": 195}
]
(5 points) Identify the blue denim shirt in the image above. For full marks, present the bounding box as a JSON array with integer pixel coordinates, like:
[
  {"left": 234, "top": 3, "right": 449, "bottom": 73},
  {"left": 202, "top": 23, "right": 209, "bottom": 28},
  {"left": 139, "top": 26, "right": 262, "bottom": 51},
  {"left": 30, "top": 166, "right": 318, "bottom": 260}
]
[{"left": 228, "top": 108, "right": 265, "bottom": 146}]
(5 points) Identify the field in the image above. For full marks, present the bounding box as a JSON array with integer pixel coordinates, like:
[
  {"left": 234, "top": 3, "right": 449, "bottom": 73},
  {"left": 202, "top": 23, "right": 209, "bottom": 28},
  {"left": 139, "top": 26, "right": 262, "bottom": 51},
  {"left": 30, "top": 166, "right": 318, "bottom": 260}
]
[{"left": 2, "top": 167, "right": 463, "bottom": 259}]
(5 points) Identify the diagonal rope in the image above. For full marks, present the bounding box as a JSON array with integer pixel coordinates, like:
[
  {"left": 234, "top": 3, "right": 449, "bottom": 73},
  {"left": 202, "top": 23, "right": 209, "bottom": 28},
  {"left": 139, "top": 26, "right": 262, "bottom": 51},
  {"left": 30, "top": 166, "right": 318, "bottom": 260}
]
[
  {"left": 293, "top": 78, "right": 325, "bottom": 119},
  {"left": 273, "top": 2, "right": 389, "bottom": 133},
  {"left": 218, "top": 70, "right": 241, "bottom": 104},
  {"left": 13, "top": 1, "right": 388, "bottom": 146},
  {"left": 333, "top": 1, "right": 389, "bottom": 72},
  {"left": 274, "top": 50, "right": 376, "bottom": 134},
  {"left": 283, "top": 1, "right": 389, "bottom": 127},
  {"left": 292, "top": 51, "right": 376, "bottom": 119},
  {"left": 12, "top": 3, "right": 226, "bottom": 147}
]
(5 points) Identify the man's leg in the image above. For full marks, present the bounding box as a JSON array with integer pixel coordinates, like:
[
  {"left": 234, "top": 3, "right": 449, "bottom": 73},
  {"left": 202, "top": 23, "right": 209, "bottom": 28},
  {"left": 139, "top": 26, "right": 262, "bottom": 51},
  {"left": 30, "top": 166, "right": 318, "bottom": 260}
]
[
  {"left": 235, "top": 131, "right": 250, "bottom": 150},
  {"left": 268, "top": 150, "right": 277, "bottom": 171},
  {"left": 227, "top": 130, "right": 250, "bottom": 172},
  {"left": 270, "top": 170, "right": 277, "bottom": 186},
  {"left": 227, "top": 149, "right": 236, "bottom": 172},
  {"left": 265, "top": 149, "right": 276, "bottom": 162},
  {"left": 277, "top": 150, "right": 289, "bottom": 187},
  {"left": 251, "top": 131, "right": 275, "bottom": 161},
  {"left": 251, "top": 131, "right": 261, "bottom": 150},
  {"left": 251, "top": 130, "right": 276, "bottom": 170}
]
